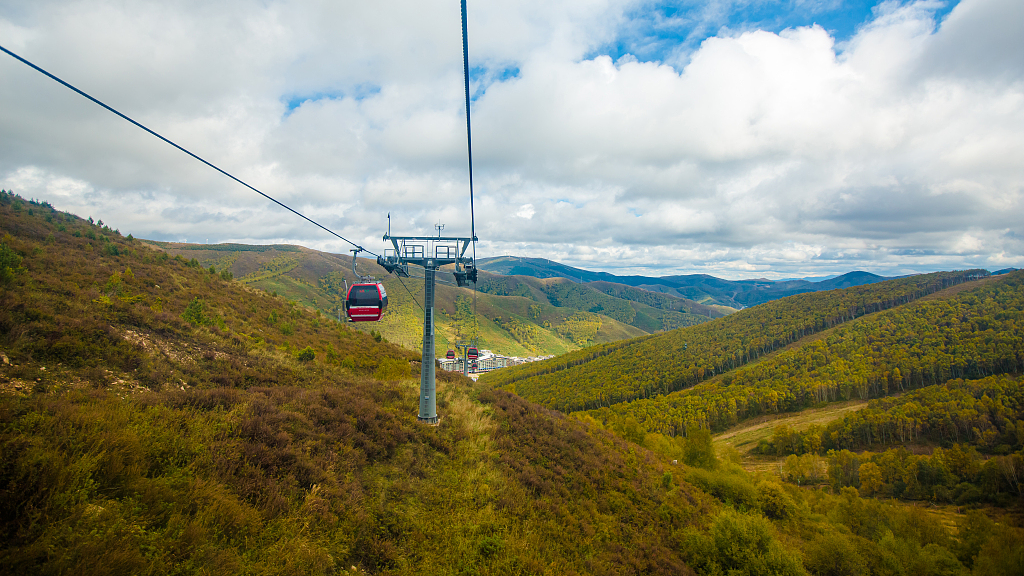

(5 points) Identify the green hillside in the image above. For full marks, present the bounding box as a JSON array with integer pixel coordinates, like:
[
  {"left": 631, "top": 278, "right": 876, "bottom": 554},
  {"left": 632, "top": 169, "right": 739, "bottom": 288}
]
[
  {"left": 481, "top": 270, "right": 988, "bottom": 412},
  {"left": 477, "top": 273, "right": 727, "bottom": 333},
  {"left": 0, "top": 192, "right": 705, "bottom": 573},
  {"left": 756, "top": 373, "right": 1024, "bottom": 506},
  {"left": 2, "top": 191, "right": 1023, "bottom": 575},
  {"left": 756, "top": 372, "right": 1024, "bottom": 456},
  {"left": 145, "top": 242, "right": 649, "bottom": 358},
  {"left": 577, "top": 271, "right": 1023, "bottom": 435}
]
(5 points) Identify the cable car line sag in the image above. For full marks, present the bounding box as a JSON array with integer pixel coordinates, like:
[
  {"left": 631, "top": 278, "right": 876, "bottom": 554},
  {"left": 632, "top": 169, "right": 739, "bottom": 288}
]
[
  {"left": 3, "top": 0, "right": 484, "bottom": 424},
  {"left": 0, "top": 43, "right": 376, "bottom": 259}
]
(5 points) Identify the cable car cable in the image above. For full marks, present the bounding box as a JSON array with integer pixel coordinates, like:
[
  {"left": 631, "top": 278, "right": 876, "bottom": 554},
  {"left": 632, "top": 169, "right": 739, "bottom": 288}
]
[
  {"left": 460, "top": 0, "right": 480, "bottom": 345},
  {"left": 460, "top": 0, "right": 476, "bottom": 261},
  {"left": 395, "top": 274, "right": 425, "bottom": 314},
  {"left": 0, "top": 44, "right": 377, "bottom": 258}
]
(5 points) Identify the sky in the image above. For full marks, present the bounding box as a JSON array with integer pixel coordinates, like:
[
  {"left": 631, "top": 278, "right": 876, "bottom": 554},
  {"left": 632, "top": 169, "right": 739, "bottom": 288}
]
[{"left": 1, "top": 0, "right": 1021, "bottom": 280}]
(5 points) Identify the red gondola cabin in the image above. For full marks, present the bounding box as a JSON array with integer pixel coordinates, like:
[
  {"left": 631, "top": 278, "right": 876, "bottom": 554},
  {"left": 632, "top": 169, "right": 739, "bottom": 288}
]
[
  {"left": 467, "top": 346, "right": 479, "bottom": 360},
  {"left": 345, "top": 282, "right": 388, "bottom": 322},
  {"left": 446, "top": 349, "right": 456, "bottom": 360}
]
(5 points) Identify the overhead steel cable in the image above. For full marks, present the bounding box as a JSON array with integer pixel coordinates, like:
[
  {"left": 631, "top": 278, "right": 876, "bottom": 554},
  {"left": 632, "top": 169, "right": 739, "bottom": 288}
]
[
  {"left": 0, "top": 43, "right": 377, "bottom": 258},
  {"left": 460, "top": 0, "right": 477, "bottom": 255},
  {"left": 395, "top": 274, "right": 426, "bottom": 313},
  {"left": 460, "top": 0, "right": 479, "bottom": 330}
]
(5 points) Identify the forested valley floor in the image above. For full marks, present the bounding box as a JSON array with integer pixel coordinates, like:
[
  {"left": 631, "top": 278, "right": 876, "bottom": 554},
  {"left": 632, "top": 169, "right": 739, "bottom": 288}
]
[{"left": 1, "top": 191, "right": 1022, "bottom": 575}]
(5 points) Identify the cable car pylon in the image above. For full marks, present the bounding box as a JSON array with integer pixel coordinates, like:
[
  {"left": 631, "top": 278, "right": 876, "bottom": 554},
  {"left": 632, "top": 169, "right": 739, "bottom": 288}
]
[
  {"left": 377, "top": 234, "right": 476, "bottom": 423},
  {"left": 372, "top": 0, "right": 480, "bottom": 424}
]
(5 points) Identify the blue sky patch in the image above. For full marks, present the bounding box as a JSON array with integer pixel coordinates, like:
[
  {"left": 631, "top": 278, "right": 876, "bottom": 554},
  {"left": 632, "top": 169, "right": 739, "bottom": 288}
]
[
  {"left": 283, "top": 84, "right": 381, "bottom": 114},
  {"left": 590, "top": 0, "right": 960, "bottom": 67},
  {"left": 468, "top": 64, "right": 521, "bottom": 100}
]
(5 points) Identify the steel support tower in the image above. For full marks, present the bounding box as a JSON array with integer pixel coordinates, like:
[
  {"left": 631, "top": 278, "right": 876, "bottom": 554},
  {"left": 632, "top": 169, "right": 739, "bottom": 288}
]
[{"left": 377, "top": 234, "right": 476, "bottom": 424}]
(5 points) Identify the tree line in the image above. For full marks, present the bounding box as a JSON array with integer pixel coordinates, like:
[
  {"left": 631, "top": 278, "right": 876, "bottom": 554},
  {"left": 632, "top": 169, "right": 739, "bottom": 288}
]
[
  {"left": 484, "top": 269, "right": 994, "bottom": 413},
  {"left": 581, "top": 271, "right": 1024, "bottom": 438}
]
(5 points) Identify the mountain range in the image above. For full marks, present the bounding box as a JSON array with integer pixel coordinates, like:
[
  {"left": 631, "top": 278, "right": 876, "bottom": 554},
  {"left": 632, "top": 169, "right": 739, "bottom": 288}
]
[{"left": 478, "top": 256, "right": 892, "bottom": 309}]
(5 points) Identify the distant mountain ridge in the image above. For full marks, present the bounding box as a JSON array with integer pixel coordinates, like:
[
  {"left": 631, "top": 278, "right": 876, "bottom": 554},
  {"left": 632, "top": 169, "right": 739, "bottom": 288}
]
[{"left": 478, "top": 256, "right": 891, "bottom": 308}]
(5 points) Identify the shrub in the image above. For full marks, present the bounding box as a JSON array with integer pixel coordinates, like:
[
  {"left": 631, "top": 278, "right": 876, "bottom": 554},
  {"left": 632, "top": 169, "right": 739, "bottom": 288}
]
[
  {"left": 803, "top": 531, "right": 868, "bottom": 576},
  {"left": 681, "top": 508, "right": 804, "bottom": 576},
  {"left": 0, "top": 242, "right": 22, "bottom": 286},
  {"left": 297, "top": 347, "right": 315, "bottom": 362},
  {"left": 182, "top": 297, "right": 210, "bottom": 326},
  {"left": 685, "top": 468, "right": 759, "bottom": 510},
  {"left": 756, "top": 480, "right": 795, "bottom": 520},
  {"left": 477, "top": 535, "right": 504, "bottom": 559},
  {"left": 682, "top": 424, "right": 718, "bottom": 469}
]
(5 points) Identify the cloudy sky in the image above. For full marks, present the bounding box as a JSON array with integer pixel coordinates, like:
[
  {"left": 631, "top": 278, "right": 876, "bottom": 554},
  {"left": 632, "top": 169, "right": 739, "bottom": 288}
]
[{"left": 1, "top": 0, "right": 1021, "bottom": 279}]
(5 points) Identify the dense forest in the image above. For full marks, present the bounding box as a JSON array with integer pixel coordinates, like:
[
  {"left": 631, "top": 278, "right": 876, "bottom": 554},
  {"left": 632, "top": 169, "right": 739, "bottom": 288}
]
[
  {"left": 747, "top": 374, "right": 1024, "bottom": 507},
  {"left": 483, "top": 269, "right": 992, "bottom": 413},
  {"left": 577, "top": 271, "right": 1023, "bottom": 437},
  {"left": 759, "top": 375, "right": 1024, "bottom": 456},
  {"left": 2, "top": 191, "right": 1023, "bottom": 575}
]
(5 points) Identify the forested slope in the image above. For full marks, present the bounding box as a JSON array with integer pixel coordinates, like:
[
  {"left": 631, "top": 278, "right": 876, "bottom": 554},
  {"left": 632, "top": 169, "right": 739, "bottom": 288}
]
[
  {"left": 582, "top": 271, "right": 1024, "bottom": 437},
  {"left": 482, "top": 270, "right": 989, "bottom": 412},
  {"left": 761, "top": 373, "right": 1024, "bottom": 455},
  {"left": 750, "top": 373, "right": 1024, "bottom": 508},
  {"left": 3, "top": 191, "right": 1023, "bottom": 576}
]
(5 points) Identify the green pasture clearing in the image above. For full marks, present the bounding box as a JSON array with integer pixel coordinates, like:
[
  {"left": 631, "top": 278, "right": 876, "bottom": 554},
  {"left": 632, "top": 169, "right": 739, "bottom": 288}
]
[{"left": 713, "top": 400, "right": 868, "bottom": 459}]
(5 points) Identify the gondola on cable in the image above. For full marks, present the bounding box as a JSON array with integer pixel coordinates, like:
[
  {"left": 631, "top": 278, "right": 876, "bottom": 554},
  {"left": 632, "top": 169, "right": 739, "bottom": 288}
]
[
  {"left": 446, "top": 349, "right": 456, "bottom": 360},
  {"left": 344, "top": 249, "right": 388, "bottom": 322},
  {"left": 0, "top": 0, "right": 481, "bottom": 426}
]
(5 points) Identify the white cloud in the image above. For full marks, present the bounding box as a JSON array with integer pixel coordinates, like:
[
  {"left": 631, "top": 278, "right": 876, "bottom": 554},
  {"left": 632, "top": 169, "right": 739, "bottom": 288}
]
[
  {"left": 516, "top": 203, "right": 536, "bottom": 219},
  {"left": 1, "top": 0, "right": 1022, "bottom": 280}
]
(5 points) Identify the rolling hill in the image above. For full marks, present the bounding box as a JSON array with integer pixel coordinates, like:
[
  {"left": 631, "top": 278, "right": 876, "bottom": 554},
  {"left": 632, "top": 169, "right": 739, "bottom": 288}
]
[
  {"left": 2, "top": 190, "right": 1021, "bottom": 575},
  {"left": 576, "top": 271, "right": 1023, "bottom": 436},
  {"left": 478, "top": 255, "right": 892, "bottom": 308},
  {"left": 481, "top": 261, "right": 1024, "bottom": 516},
  {"left": 143, "top": 241, "right": 653, "bottom": 358},
  {"left": 0, "top": 192, "right": 708, "bottom": 574},
  {"left": 476, "top": 272, "right": 728, "bottom": 333},
  {"left": 480, "top": 269, "right": 992, "bottom": 412}
]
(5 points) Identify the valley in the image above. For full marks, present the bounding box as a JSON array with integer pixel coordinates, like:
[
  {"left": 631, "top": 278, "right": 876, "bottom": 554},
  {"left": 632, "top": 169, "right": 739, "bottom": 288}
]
[{"left": 1, "top": 191, "right": 1022, "bottom": 575}]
